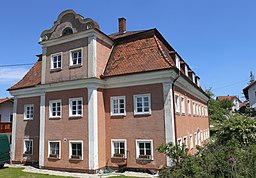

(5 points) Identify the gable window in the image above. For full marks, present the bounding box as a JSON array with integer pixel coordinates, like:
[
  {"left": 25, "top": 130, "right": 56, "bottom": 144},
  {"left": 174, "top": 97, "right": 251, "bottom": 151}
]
[
  {"left": 69, "top": 98, "right": 83, "bottom": 117},
  {"left": 134, "top": 94, "right": 151, "bottom": 115},
  {"left": 24, "top": 104, "right": 34, "bottom": 120},
  {"left": 48, "top": 141, "right": 60, "bottom": 159},
  {"left": 110, "top": 96, "right": 126, "bottom": 116},
  {"left": 175, "top": 94, "right": 180, "bottom": 114},
  {"left": 69, "top": 141, "right": 83, "bottom": 160},
  {"left": 111, "top": 139, "right": 126, "bottom": 158},
  {"left": 49, "top": 100, "right": 61, "bottom": 118},
  {"left": 70, "top": 49, "right": 82, "bottom": 66},
  {"left": 190, "top": 134, "right": 193, "bottom": 149},
  {"left": 181, "top": 97, "right": 185, "bottom": 115},
  {"left": 136, "top": 140, "right": 153, "bottom": 160},
  {"left": 62, "top": 27, "right": 73, "bottom": 36},
  {"left": 187, "top": 99, "right": 191, "bottom": 115},
  {"left": 24, "top": 139, "right": 33, "bottom": 155},
  {"left": 51, "top": 53, "right": 62, "bottom": 69}
]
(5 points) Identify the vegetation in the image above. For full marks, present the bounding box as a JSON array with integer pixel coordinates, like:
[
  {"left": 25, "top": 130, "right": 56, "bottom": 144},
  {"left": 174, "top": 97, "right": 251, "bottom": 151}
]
[
  {"left": 157, "top": 89, "right": 256, "bottom": 177},
  {"left": 0, "top": 168, "right": 70, "bottom": 178}
]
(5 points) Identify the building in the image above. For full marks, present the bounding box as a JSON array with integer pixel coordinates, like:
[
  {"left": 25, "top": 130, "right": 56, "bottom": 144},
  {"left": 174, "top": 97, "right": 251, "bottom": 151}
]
[
  {"left": 216, "top": 95, "right": 241, "bottom": 111},
  {"left": 243, "top": 81, "right": 256, "bottom": 112},
  {"left": 0, "top": 97, "right": 13, "bottom": 142},
  {"left": 8, "top": 10, "right": 210, "bottom": 173}
]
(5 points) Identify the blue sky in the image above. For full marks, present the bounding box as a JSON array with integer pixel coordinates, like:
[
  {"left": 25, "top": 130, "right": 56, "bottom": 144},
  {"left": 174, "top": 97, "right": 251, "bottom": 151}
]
[{"left": 0, "top": 0, "right": 255, "bottom": 100}]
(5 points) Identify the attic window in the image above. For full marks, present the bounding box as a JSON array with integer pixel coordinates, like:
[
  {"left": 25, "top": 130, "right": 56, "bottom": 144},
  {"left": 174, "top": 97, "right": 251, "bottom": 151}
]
[{"left": 62, "top": 27, "right": 73, "bottom": 36}]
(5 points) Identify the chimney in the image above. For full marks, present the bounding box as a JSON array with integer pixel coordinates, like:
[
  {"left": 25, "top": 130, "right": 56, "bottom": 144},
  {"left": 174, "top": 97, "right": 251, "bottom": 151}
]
[{"left": 118, "top": 17, "right": 126, "bottom": 33}]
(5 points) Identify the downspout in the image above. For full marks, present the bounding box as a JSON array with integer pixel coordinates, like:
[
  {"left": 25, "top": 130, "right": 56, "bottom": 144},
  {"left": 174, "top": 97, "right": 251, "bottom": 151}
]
[{"left": 171, "top": 71, "right": 180, "bottom": 144}]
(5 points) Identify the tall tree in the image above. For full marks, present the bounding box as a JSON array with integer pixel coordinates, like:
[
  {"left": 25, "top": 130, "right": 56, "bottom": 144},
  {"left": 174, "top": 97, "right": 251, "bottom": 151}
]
[{"left": 248, "top": 71, "right": 255, "bottom": 84}]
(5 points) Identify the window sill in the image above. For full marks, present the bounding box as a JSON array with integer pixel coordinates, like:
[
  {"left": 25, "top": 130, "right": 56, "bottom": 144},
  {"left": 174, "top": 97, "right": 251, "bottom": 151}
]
[
  {"left": 111, "top": 114, "right": 126, "bottom": 117},
  {"left": 69, "top": 116, "right": 83, "bottom": 119},
  {"left": 111, "top": 157, "right": 127, "bottom": 159},
  {"left": 23, "top": 119, "right": 33, "bottom": 121},
  {"left": 69, "top": 158, "right": 83, "bottom": 161},
  {"left": 136, "top": 158, "right": 153, "bottom": 161},
  {"left": 175, "top": 112, "right": 180, "bottom": 115},
  {"left": 69, "top": 65, "right": 82, "bottom": 69},
  {"left": 49, "top": 117, "right": 61, "bottom": 120},
  {"left": 48, "top": 157, "right": 60, "bottom": 160},
  {"left": 181, "top": 113, "right": 186, "bottom": 116},
  {"left": 50, "top": 68, "right": 62, "bottom": 73},
  {"left": 134, "top": 113, "right": 151, "bottom": 116}
]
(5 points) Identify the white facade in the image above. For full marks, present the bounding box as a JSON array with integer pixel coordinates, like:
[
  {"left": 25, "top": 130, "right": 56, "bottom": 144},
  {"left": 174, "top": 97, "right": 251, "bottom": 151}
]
[
  {"left": 0, "top": 100, "right": 13, "bottom": 122},
  {"left": 232, "top": 98, "right": 240, "bottom": 111},
  {"left": 248, "top": 83, "right": 256, "bottom": 109}
]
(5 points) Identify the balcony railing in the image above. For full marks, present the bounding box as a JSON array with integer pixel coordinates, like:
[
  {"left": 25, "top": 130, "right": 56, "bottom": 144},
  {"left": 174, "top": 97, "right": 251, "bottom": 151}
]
[{"left": 0, "top": 122, "right": 12, "bottom": 133}]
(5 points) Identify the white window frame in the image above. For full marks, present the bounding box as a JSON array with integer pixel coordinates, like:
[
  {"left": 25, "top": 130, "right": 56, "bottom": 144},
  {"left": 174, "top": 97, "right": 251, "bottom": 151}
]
[
  {"left": 48, "top": 140, "right": 61, "bottom": 159},
  {"left": 69, "top": 97, "right": 83, "bottom": 117},
  {"left": 49, "top": 99, "right": 62, "bottom": 118},
  {"left": 175, "top": 94, "right": 180, "bottom": 114},
  {"left": 70, "top": 48, "right": 83, "bottom": 66},
  {"left": 51, "top": 52, "right": 62, "bottom": 69},
  {"left": 133, "top": 94, "right": 151, "bottom": 115},
  {"left": 194, "top": 132, "right": 197, "bottom": 146},
  {"left": 177, "top": 138, "right": 182, "bottom": 147},
  {"left": 181, "top": 96, "right": 185, "bottom": 115},
  {"left": 69, "top": 140, "right": 83, "bottom": 160},
  {"left": 24, "top": 139, "right": 33, "bottom": 155},
  {"left": 202, "top": 105, "right": 205, "bottom": 117},
  {"left": 196, "top": 103, "right": 199, "bottom": 116},
  {"left": 136, "top": 139, "right": 154, "bottom": 160},
  {"left": 24, "top": 104, "right": 34, "bottom": 120},
  {"left": 192, "top": 102, "right": 195, "bottom": 116},
  {"left": 190, "top": 134, "right": 193, "bottom": 149},
  {"left": 111, "top": 139, "right": 127, "bottom": 158},
  {"left": 175, "top": 54, "right": 180, "bottom": 70},
  {"left": 187, "top": 99, "right": 191, "bottom": 115},
  {"left": 183, "top": 136, "right": 188, "bottom": 149},
  {"left": 110, "top": 96, "right": 126, "bottom": 116}
]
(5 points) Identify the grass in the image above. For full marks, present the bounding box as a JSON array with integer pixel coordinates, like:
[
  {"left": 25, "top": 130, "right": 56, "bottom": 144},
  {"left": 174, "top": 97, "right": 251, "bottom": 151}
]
[{"left": 0, "top": 168, "right": 70, "bottom": 178}]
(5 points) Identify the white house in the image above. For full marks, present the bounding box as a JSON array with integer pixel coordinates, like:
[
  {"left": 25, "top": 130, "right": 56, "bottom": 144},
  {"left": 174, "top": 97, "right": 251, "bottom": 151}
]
[{"left": 243, "top": 81, "right": 256, "bottom": 110}]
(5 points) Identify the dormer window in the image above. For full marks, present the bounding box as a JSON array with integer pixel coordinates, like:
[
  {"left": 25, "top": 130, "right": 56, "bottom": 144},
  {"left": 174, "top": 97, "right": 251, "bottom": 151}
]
[
  {"left": 185, "top": 65, "right": 188, "bottom": 76},
  {"left": 62, "top": 27, "right": 73, "bottom": 36},
  {"left": 175, "top": 54, "right": 180, "bottom": 70}
]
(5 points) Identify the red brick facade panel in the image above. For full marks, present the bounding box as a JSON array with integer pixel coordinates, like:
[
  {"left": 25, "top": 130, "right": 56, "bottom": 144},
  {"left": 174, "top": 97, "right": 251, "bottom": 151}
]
[
  {"left": 44, "top": 88, "right": 88, "bottom": 169},
  {"left": 104, "top": 83, "right": 166, "bottom": 169},
  {"left": 45, "top": 38, "right": 88, "bottom": 84},
  {"left": 15, "top": 96, "right": 40, "bottom": 163}
]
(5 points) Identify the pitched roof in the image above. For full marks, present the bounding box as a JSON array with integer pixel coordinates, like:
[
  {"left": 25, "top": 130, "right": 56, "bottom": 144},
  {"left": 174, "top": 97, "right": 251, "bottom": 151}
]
[
  {"left": 0, "top": 97, "right": 11, "bottom": 104},
  {"left": 8, "top": 57, "right": 42, "bottom": 91},
  {"left": 109, "top": 30, "right": 146, "bottom": 40},
  {"left": 243, "top": 80, "right": 256, "bottom": 99},
  {"left": 103, "top": 29, "right": 175, "bottom": 77},
  {"left": 216, "top": 96, "right": 241, "bottom": 103}
]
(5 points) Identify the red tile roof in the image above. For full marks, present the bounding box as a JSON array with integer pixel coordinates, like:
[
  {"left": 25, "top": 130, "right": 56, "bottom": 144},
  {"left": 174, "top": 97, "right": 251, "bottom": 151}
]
[
  {"left": 103, "top": 30, "right": 175, "bottom": 77},
  {"left": 8, "top": 58, "right": 42, "bottom": 91},
  {"left": 216, "top": 96, "right": 241, "bottom": 103},
  {"left": 0, "top": 97, "right": 11, "bottom": 104},
  {"left": 109, "top": 30, "right": 146, "bottom": 40}
]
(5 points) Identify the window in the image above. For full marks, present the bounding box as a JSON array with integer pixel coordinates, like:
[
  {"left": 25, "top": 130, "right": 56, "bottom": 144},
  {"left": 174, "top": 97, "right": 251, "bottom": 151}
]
[
  {"left": 136, "top": 140, "right": 153, "bottom": 160},
  {"left": 49, "top": 100, "right": 61, "bottom": 118},
  {"left": 192, "top": 102, "right": 195, "bottom": 116},
  {"left": 24, "top": 139, "right": 33, "bottom": 155},
  {"left": 111, "top": 139, "right": 126, "bottom": 158},
  {"left": 69, "top": 98, "right": 83, "bottom": 117},
  {"left": 175, "top": 54, "right": 180, "bottom": 70},
  {"left": 70, "top": 49, "right": 82, "bottom": 66},
  {"left": 194, "top": 132, "right": 197, "bottom": 146},
  {"left": 175, "top": 94, "right": 180, "bottom": 114},
  {"left": 24, "top": 104, "right": 34, "bottom": 120},
  {"left": 187, "top": 99, "right": 191, "bottom": 115},
  {"left": 183, "top": 136, "right": 188, "bottom": 149},
  {"left": 10, "top": 115, "right": 13, "bottom": 122},
  {"left": 190, "top": 134, "right": 193, "bottom": 149},
  {"left": 134, "top": 94, "right": 151, "bottom": 115},
  {"left": 196, "top": 103, "right": 199, "bottom": 116},
  {"left": 177, "top": 138, "right": 182, "bottom": 147},
  {"left": 110, "top": 96, "right": 126, "bottom": 116},
  {"left": 51, "top": 53, "right": 62, "bottom": 69},
  {"left": 48, "top": 141, "right": 60, "bottom": 159},
  {"left": 205, "top": 107, "right": 208, "bottom": 116},
  {"left": 69, "top": 141, "right": 83, "bottom": 160},
  {"left": 181, "top": 97, "right": 185, "bottom": 115},
  {"left": 202, "top": 106, "right": 204, "bottom": 116},
  {"left": 199, "top": 105, "right": 201, "bottom": 116},
  {"left": 185, "top": 65, "right": 188, "bottom": 76}
]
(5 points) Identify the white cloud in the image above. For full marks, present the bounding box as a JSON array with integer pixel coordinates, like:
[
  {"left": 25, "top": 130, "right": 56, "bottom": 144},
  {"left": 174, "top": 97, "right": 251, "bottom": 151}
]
[{"left": 0, "top": 67, "right": 29, "bottom": 83}]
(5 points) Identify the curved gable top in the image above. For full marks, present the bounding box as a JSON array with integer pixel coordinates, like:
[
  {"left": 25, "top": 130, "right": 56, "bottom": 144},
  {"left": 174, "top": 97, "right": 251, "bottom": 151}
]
[{"left": 40, "top": 10, "right": 100, "bottom": 42}]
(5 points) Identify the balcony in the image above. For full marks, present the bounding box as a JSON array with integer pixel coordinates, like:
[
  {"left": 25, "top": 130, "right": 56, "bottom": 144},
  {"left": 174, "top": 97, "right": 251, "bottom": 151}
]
[{"left": 0, "top": 122, "right": 12, "bottom": 133}]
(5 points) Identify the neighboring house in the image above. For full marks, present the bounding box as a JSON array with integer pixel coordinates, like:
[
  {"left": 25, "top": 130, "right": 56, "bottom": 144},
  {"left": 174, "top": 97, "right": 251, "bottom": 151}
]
[
  {"left": 8, "top": 10, "right": 210, "bottom": 173},
  {"left": 216, "top": 95, "right": 242, "bottom": 111},
  {"left": 0, "top": 97, "right": 13, "bottom": 142},
  {"left": 243, "top": 81, "right": 256, "bottom": 110}
]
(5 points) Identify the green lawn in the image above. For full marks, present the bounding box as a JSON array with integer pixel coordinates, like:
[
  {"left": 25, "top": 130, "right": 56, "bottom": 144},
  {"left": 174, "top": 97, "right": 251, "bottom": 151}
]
[{"left": 0, "top": 168, "right": 70, "bottom": 178}]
